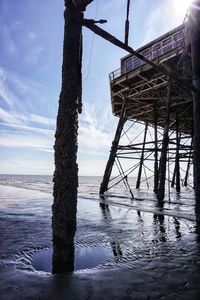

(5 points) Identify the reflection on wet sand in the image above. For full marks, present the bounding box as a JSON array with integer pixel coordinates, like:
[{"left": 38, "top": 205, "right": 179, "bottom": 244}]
[
  {"left": 52, "top": 243, "right": 75, "bottom": 273},
  {"left": 152, "top": 201, "right": 166, "bottom": 243},
  {"left": 174, "top": 218, "right": 181, "bottom": 239},
  {"left": 152, "top": 200, "right": 183, "bottom": 243},
  {"left": 33, "top": 245, "right": 114, "bottom": 273},
  {"left": 111, "top": 241, "right": 123, "bottom": 260},
  {"left": 52, "top": 244, "right": 74, "bottom": 274},
  {"left": 99, "top": 201, "right": 111, "bottom": 220},
  {"left": 99, "top": 200, "right": 123, "bottom": 260},
  {"left": 137, "top": 210, "right": 144, "bottom": 223},
  {"left": 153, "top": 213, "right": 166, "bottom": 243},
  {"left": 100, "top": 193, "right": 188, "bottom": 252}
]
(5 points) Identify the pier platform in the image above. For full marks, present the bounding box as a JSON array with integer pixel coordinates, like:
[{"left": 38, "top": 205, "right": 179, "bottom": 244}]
[{"left": 100, "top": 24, "right": 193, "bottom": 198}]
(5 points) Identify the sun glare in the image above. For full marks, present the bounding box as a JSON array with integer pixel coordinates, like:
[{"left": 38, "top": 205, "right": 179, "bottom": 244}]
[{"left": 174, "top": 0, "right": 193, "bottom": 17}]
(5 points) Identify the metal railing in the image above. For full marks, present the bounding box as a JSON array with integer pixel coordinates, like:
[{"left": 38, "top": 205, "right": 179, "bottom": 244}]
[{"left": 109, "top": 31, "right": 184, "bottom": 82}]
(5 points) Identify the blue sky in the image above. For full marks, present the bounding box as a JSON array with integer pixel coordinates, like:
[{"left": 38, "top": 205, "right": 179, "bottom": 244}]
[{"left": 0, "top": 0, "right": 191, "bottom": 175}]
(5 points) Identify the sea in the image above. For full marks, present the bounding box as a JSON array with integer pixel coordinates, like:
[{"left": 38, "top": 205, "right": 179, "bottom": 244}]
[
  {"left": 0, "top": 173, "right": 196, "bottom": 224},
  {"left": 0, "top": 174, "right": 120, "bottom": 195}
]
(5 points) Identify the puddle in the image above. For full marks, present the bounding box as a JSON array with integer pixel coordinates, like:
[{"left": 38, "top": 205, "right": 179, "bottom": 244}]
[{"left": 32, "top": 245, "right": 114, "bottom": 272}]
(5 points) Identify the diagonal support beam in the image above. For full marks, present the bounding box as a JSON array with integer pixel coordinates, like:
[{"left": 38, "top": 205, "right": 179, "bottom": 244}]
[
  {"left": 83, "top": 20, "right": 194, "bottom": 93},
  {"left": 100, "top": 104, "right": 126, "bottom": 195}
]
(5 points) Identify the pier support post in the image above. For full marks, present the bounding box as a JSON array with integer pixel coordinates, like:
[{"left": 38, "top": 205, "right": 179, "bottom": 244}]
[
  {"left": 100, "top": 105, "right": 126, "bottom": 195},
  {"left": 175, "top": 115, "right": 180, "bottom": 192},
  {"left": 136, "top": 123, "right": 148, "bottom": 189},
  {"left": 157, "top": 80, "right": 172, "bottom": 202},
  {"left": 153, "top": 101, "right": 159, "bottom": 193},
  {"left": 191, "top": 1, "right": 200, "bottom": 225},
  {"left": 171, "top": 115, "right": 180, "bottom": 192},
  {"left": 184, "top": 139, "right": 192, "bottom": 186},
  {"left": 171, "top": 165, "right": 176, "bottom": 188},
  {"left": 52, "top": 0, "right": 93, "bottom": 274}
]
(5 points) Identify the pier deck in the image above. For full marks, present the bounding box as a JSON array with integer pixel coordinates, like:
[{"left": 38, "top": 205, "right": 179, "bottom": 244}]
[{"left": 110, "top": 24, "right": 192, "bottom": 135}]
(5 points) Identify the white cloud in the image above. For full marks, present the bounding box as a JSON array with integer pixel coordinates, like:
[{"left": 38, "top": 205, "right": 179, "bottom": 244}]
[
  {"left": 143, "top": 5, "right": 163, "bottom": 44},
  {"left": 79, "top": 124, "right": 112, "bottom": 153},
  {"left": 0, "top": 110, "right": 55, "bottom": 153},
  {"left": 0, "top": 16, "right": 17, "bottom": 56},
  {"left": 25, "top": 46, "right": 45, "bottom": 64},
  {"left": 0, "top": 122, "right": 54, "bottom": 135},
  {"left": 0, "top": 106, "right": 55, "bottom": 134},
  {"left": 78, "top": 104, "right": 116, "bottom": 156},
  {"left": 0, "top": 66, "right": 51, "bottom": 115},
  {"left": 0, "top": 68, "right": 19, "bottom": 109},
  {"left": 0, "top": 131, "right": 53, "bottom": 151},
  {"left": 28, "top": 113, "right": 55, "bottom": 126},
  {"left": 142, "top": 0, "right": 188, "bottom": 45},
  {"left": 0, "top": 107, "right": 23, "bottom": 125},
  {"left": 78, "top": 157, "right": 107, "bottom": 176},
  {"left": 11, "top": 20, "right": 24, "bottom": 30},
  {"left": 28, "top": 31, "right": 37, "bottom": 40},
  {"left": 0, "top": 157, "right": 54, "bottom": 175},
  {"left": 103, "top": 0, "right": 126, "bottom": 10}
]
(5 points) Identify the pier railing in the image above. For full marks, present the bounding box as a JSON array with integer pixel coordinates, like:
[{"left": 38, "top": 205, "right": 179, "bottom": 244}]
[{"left": 109, "top": 28, "right": 184, "bottom": 81}]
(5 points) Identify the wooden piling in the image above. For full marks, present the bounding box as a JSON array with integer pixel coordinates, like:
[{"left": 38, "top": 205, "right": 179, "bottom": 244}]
[
  {"left": 171, "top": 164, "right": 176, "bottom": 188},
  {"left": 171, "top": 115, "right": 180, "bottom": 192},
  {"left": 157, "top": 80, "right": 172, "bottom": 202},
  {"left": 184, "top": 139, "right": 192, "bottom": 186},
  {"left": 153, "top": 102, "right": 159, "bottom": 193},
  {"left": 136, "top": 123, "right": 148, "bottom": 189},
  {"left": 175, "top": 115, "right": 180, "bottom": 192},
  {"left": 52, "top": 0, "right": 93, "bottom": 274}
]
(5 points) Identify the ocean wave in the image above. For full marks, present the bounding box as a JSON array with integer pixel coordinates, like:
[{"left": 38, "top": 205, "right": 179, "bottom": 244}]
[{"left": 0, "top": 175, "right": 53, "bottom": 194}]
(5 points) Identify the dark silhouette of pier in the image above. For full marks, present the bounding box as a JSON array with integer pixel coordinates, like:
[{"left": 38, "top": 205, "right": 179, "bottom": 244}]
[{"left": 100, "top": 19, "right": 196, "bottom": 203}]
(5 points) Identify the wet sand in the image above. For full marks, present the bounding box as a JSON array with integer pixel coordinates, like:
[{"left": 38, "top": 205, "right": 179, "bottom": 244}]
[{"left": 1, "top": 185, "right": 200, "bottom": 299}]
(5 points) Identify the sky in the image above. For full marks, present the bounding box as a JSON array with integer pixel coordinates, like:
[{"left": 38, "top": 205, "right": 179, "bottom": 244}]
[{"left": 0, "top": 0, "right": 192, "bottom": 176}]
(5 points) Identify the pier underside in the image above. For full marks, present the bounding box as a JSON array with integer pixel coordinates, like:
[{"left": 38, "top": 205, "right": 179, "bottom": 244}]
[
  {"left": 100, "top": 24, "right": 194, "bottom": 200},
  {"left": 111, "top": 53, "right": 192, "bottom": 135}
]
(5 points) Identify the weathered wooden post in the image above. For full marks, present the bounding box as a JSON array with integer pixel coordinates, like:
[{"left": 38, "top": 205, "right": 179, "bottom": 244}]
[
  {"left": 184, "top": 139, "right": 192, "bottom": 186},
  {"left": 175, "top": 117, "right": 180, "bottom": 193},
  {"left": 157, "top": 79, "right": 172, "bottom": 202},
  {"left": 171, "top": 115, "right": 180, "bottom": 192},
  {"left": 190, "top": 0, "right": 200, "bottom": 226},
  {"left": 52, "top": 0, "right": 93, "bottom": 274},
  {"left": 136, "top": 123, "right": 148, "bottom": 189},
  {"left": 153, "top": 101, "right": 159, "bottom": 193}
]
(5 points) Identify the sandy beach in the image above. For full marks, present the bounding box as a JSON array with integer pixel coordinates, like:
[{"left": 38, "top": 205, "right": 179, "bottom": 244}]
[{"left": 1, "top": 182, "right": 200, "bottom": 300}]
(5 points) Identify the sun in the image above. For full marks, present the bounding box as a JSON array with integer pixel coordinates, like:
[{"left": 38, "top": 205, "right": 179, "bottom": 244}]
[{"left": 173, "top": 0, "right": 193, "bottom": 17}]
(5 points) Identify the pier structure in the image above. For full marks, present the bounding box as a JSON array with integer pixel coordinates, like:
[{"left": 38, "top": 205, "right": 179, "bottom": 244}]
[{"left": 100, "top": 23, "right": 194, "bottom": 200}]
